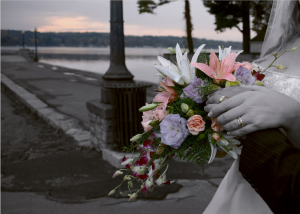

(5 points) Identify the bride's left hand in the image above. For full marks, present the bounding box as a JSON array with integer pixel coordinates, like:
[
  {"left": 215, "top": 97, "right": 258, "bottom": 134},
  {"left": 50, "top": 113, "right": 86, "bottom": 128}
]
[{"left": 204, "top": 85, "right": 300, "bottom": 137}]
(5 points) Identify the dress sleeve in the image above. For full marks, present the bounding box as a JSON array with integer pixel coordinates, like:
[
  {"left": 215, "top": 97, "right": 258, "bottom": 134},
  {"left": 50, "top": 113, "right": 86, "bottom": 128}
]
[{"left": 239, "top": 128, "right": 300, "bottom": 214}]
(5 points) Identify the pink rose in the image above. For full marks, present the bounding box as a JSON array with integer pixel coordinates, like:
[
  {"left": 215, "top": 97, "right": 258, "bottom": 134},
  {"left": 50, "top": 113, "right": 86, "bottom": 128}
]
[
  {"left": 141, "top": 104, "right": 155, "bottom": 132},
  {"left": 212, "top": 133, "right": 221, "bottom": 141},
  {"left": 153, "top": 106, "right": 168, "bottom": 121},
  {"left": 187, "top": 115, "right": 205, "bottom": 135},
  {"left": 211, "top": 117, "right": 223, "bottom": 132}
]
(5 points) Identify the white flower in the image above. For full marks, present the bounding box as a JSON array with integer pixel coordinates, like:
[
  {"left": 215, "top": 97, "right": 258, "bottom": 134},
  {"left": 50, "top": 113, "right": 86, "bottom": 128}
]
[
  {"left": 217, "top": 134, "right": 241, "bottom": 160},
  {"left": 218, "top": 46, "right": 243, "bottom": 61},
  {"left": 155, "top": 164, "right": 173, "bottom": 185},
  {"left": 291, "top": 47, "right": 298, "bottom": 51},
  {"left": 123, "top": 175, "right": 132, "bottom": 181},
  {"left": 181, "top": 103, "right": 189, "bottom": 113},
  {"left": 208, "top": 142, "right": 217, "bottom": 164},
  {"left": 208, "top": 133, "right": 241, "bottom": 163},
  {"left": 121, "top": 157, "right": 134, "bottom": 166},
  {"left": 108, "top": 189, "right": 116, "bottom": 196},
  {"left": 130, "top": 165, "right": 146, "bottom": 175},
  {"left": 276, "top": 64, "right": 287, "bottom": 70},
  {"left": 130, "top": 134, "right": 142, "bottom": 142},
  {"left": 145, "top": 177, "right": 154, "bottom": 192},
  {"left": 128, "top": 193, "right": 138, "bottom": 202},
  {"left": 154, "top": 43, "right": 206, "bottom": 85},
  {"left": 112, "top": 170, "right": 123, "bottom": 178},
  {"left": 139, "top": 103, "right": 161, "bottom": 112}
]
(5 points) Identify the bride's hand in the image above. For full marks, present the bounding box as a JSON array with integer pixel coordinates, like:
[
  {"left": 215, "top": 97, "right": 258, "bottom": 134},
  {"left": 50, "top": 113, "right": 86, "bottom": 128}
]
[{"left": 204, "top": 85, "right": 300, "bottom": 145}]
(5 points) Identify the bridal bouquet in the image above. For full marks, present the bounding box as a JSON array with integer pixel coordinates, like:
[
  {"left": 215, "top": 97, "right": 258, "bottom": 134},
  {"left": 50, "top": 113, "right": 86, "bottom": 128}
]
[{"left": 108, "top": 44, "right": 298, "bottom": 201}]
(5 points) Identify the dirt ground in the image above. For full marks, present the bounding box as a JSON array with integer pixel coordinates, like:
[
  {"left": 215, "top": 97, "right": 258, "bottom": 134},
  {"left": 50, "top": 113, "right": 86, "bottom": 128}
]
[
  {"left": 1, "top": 90, "right": 183, "bottom": 203},
  {"left": 1, "top": 90, "right": 77, "bottom": 163}
]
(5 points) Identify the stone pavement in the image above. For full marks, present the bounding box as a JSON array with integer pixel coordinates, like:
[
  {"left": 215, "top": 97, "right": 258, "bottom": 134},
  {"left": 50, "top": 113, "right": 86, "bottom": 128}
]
[{"left": 1, "top": 53, "right": 234, "bottom": 214}]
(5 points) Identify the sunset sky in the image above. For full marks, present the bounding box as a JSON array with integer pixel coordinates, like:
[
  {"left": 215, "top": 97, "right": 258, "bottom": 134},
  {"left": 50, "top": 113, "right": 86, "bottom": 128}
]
[{"left": 1, "top": 0, "right": 257, "bottom": 42}]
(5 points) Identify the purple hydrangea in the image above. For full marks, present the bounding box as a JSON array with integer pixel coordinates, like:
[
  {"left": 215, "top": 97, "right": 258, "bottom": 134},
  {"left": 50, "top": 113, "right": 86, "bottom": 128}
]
[
  {"left": 180, "top": 77, "right": 205, "bottom": 103},
  {"left": 160, "top": 114, "right": 189, "bottom": 149},
  {"left": 234, "top": 66, "right": 255, "bottom": 85}
]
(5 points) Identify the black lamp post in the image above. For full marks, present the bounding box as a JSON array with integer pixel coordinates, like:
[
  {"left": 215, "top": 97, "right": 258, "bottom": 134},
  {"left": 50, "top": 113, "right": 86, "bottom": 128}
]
[
  {"left": 22, "top": 31, "right": 25, "bottom": 49},
  {"left": 101, "top": 0, "right": 151, "bottom": 148},
  {"left": 102, "top": 0, "right": 134, "bottom": 81},
  {"left": 34, "top": 28, "right": 38, "bottom": 62}
]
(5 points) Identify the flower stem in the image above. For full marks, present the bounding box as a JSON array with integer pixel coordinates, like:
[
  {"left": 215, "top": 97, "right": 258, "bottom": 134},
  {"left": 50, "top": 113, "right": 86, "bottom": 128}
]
[{"left": 261, "top": 50, "right": 287, "bottom": 74}]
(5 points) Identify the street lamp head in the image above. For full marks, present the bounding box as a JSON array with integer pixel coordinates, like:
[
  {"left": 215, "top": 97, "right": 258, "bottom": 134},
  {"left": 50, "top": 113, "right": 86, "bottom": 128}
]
[{"left": 22, "top": 31, "right": 25, "bottom": 34}]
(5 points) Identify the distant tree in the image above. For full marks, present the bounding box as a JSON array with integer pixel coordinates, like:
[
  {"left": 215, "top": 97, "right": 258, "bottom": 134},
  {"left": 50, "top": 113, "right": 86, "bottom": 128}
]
[
  {"left": 203, "top": 0, "right": 272, "bottom": 53},
  {"left": 251, "top": 1, "right": 272, "bottom": 35},
  {"left": 137, "top": 0, "right": 194, "bottom": 53},
  {"left": 1, "top": 30, "right": 242, "bottom": 49}
]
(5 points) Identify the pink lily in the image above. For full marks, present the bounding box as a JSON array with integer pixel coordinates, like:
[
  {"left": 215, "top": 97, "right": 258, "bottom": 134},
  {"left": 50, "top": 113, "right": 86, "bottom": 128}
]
[
  {"left": 153, "top": 76, "right": 177, "bottom": 109},
  {"left": 141, "top": 104, "right": 155, "bottom": 132},
  {"left": 191, "top": 49, "right": 243, "bottom": 83}
]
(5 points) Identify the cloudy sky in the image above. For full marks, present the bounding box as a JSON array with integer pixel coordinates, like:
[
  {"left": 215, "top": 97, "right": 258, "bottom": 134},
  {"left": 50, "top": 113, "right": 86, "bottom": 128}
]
[{"left": 1, "top": 0, "right": 256, "bottom": 41}]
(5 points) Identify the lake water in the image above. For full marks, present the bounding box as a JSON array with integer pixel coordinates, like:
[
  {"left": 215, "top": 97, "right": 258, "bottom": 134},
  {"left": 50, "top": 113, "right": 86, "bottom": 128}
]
[
  {"left": 2, "top": 47, "right": 169, "bottom": 84},
  {"left": 2, "top": 46, "right": 236, "bottom": 84}
]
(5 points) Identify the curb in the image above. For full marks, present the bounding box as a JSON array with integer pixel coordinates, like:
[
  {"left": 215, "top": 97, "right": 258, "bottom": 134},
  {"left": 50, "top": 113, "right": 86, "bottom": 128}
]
[
  {"left": 1, "top": 73, "right": 92, "bottom": 148},
  {"left": 102, "top": 149, "right": 138, "bottom": 169}
]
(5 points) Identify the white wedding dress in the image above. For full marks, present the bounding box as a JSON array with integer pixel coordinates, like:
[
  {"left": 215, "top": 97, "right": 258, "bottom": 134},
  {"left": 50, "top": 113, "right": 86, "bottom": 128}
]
[
  {"left": 203, "top": 1, "right": 300, "bottom": 212},
  {"left": 203, "top": 69, "right": 300, "bottom": 214}
]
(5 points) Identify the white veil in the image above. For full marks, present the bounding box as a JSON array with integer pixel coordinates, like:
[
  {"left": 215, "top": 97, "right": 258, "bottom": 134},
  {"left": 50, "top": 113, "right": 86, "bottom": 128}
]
[
  {"left": 254, "top": 0, "right": 300, "bottom": 72},
  {"left": 203, "top": 2, "right": 300, "bottom": 214}
]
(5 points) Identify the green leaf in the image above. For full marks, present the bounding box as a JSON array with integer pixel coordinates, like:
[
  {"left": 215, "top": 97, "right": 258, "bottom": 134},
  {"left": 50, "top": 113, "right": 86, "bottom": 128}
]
[
  {"left": 225, "top": 80, "right": 241, "bottom": 87},
  {"left": 254, "top": 81, "right": 264, "bottom": 86},
  {"left": 206, "top": 54, "right": 210, "bottom": 66},
  {"left": 210, "top": 84, "right": 220, "bottom": 91}
]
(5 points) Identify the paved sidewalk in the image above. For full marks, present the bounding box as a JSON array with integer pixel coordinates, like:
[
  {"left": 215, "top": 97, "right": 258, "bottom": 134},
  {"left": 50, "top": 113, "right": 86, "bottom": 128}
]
[
  {"left": 1, "top": 54, "right": 234, "bottom": 214},
  {"left": 1, "top": 55, "right": 156, "bottom": 123},
  {"left": 2, "top": 56, "right": 106, "bottom": 124}
]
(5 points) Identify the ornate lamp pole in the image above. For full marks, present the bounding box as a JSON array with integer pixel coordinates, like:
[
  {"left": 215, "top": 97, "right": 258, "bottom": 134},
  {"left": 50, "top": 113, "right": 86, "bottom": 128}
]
[
  {"left": 22, "top": 31, "right": 25, "bottom": 49},
  {"left": 102, "top": 1, "right": 133, "bottom": 82},
  {"left": 34, "top": 28, "right": 38, "bottom": 62},
  {"left": 87, "top": 0, "right": 151, "bottom": 151}
]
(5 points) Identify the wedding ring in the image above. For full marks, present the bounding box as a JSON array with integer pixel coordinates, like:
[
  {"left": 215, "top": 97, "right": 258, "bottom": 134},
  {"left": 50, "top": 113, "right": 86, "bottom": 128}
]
[
  {"left": 237, "top": 117, "right": 245, "bottom": 127},
  {"left": 219, "top": 96, "right": 227, "bottom": 103}
]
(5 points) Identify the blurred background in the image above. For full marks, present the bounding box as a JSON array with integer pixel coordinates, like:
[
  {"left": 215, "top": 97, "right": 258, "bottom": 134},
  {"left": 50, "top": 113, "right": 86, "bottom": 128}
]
[{"left": 1, "top": 0, "right": 271, "bottom": 83}]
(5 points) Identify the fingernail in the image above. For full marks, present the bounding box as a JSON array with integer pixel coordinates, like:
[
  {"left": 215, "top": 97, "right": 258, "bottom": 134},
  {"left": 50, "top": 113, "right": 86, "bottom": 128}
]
[{"left": 208, "top": 111, "right": 213, "bottom": 117}]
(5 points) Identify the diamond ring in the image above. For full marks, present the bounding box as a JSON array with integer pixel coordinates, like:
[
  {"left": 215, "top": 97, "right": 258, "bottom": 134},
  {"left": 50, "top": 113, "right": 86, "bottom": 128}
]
[
  {"left": 237, "top": 117, "right": 245, "bottom": 127},
  {"left": 219, "top": 96, "right": 227, "bottom": 103}
]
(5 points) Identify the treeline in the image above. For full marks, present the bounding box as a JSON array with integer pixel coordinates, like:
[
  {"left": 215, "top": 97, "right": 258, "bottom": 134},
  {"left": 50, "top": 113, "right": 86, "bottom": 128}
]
[{"left": 1, "top": 30, "right": 242, "bottom": 49}]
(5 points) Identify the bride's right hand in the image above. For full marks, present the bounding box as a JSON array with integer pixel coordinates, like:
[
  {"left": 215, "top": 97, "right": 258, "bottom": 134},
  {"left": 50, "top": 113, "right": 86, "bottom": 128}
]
[{"left": 205, "top": 85, "right": 300, "bottom": 147}]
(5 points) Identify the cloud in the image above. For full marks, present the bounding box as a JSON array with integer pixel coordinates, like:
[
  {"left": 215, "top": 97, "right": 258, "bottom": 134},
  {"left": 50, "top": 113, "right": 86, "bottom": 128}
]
[
  {"left": 38, "top": 16, "right": 109, "bottom": 32},
  {"left": 124, "top": 23, "right": 186, "bottom": 37},
  {"left": 1, "top": 0, "right": 250, "bottom": 41}
]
